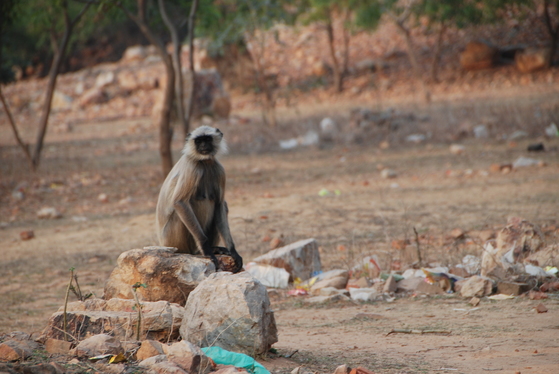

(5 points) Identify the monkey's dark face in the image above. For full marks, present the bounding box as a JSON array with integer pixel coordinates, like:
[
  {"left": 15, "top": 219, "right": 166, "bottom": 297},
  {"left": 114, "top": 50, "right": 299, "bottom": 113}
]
[{"left": 194, "top": 135, "right": 215, "bottom": 156}]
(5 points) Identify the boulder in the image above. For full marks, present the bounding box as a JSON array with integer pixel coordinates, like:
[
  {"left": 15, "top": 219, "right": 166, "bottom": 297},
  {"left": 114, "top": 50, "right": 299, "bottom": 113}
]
[
  {"left": 184, "top": 69, "right": 231, "bottom": 119},
  {"left": 103, "top": 247, "right": 215, "bottom": 304},
  {"left": 180, "top": 272, "right": 277, "bottom": 356},
  {"left": 136, "top": 340, "right": 165, "bottom": 361},
  {"left": 396, "top": 277, "right": 424, "bottom": 292},
  {"left": 460, "top": 276, "right": 493, "bottom": 298},
  {"left": 122, "top": 45, "right": 148, "bottom": 62},
  {"left": 44, "top": 338, "right": 72, "bottom": 355},
  {"left": 40, "top": 298, "right": 183, "bottom": 343},
  {"left": 164, "top": 341, "right": 214, "bottom": 374},
  {"left": 0, "top": 333, "right": 39, "bottom": 362},
  {"left": 460, "top": 41, "right": 497, "bottom": 70},
  {"left": 383, "top": 275, "right": 398, "bottom": 293},
  {"left": 95, "top": 71, "right": 116, "bottom": 88},
  {"left": 252, "top": 238, "right": 321, "bottom": 281},
  {"left": 74, "top": 334, "right": 123, "bottom": 358},
  {"left": 516, "top": 47, "right": 550, "bottom": 73},
  {"left": 481, "top": 219, "right": 545, "bottom": 277}
]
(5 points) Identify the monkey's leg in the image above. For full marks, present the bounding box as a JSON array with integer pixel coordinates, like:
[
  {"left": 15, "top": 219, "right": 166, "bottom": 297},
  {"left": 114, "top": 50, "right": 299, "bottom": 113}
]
[
  {"left": 173, "top": 200, "right": 220, "bottom": 270},
  {"left": 215, "top": 201, "right": 243, "bottom": 273}
]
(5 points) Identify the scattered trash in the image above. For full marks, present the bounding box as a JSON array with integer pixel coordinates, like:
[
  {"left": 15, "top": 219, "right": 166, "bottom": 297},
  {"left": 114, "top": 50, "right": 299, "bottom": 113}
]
[
  {"left": 279, "top": 138, "right": 298, "bottom": 150},
  {"left": 473, "top": 125, "right": 489, "bottom": 138},
  {"left": 202, "top": 346, "right": 270, "bottom": 374},
  {"left": 245, "top": 263, "right": 290, "bottom": 289},
  {"left": 37, "top": 207, "right": 62, "bottom": 219},
  {"left": 545, "top": 122, "right": 558, "bottom": 137},
  {"left": 527, "top": 143, "right": 545, "bottom": 152},
  {"left": 406, "top": 134, "right": 426, "bottom": 143},
  {"left": 512, "top": 156, "right": 542, "bottom": 168}
]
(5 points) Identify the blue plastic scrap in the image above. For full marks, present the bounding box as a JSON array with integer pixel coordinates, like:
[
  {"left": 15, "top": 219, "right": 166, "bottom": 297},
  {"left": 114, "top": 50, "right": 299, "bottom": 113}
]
[{"left": 201, "top": 346, "right": 270, "bottom": 374}]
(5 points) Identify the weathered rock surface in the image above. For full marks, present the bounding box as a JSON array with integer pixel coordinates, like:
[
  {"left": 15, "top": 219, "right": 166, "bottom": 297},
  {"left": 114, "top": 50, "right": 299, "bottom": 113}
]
[
  {"left": 460, "top": 41, "right": 497, "bottom": 70},
  {"left": 0, "top": 332, "right": 39, "bottom": 362},
  {"left": 396, "top": 277, "right": 423, "bottom": 292},
  {"left": 460, "top": 276, "right": 494, "bottom": 298},
  {"left": 40, "top": 298, "right": 183, "bottom": 343},
  {"left": 164, "top": 341, "right": 214, "bottom": 374},
  {"left": 252, "top": 238, "right": 321, "bottom": 281},
  {"left": 180, "top": 272, "right": 277, "bottom": 356},
  {"left": 73, "top": 334, "right": 123, "bottom": 358},
  {"left": 136, "top": 340, "right": 165, "bottom": 361},
  {"left": 515, "top": 47, "right": 550, "bottom": 73},
  {"left": 103, "top": 246, "right": 215, "bottom": 304}
]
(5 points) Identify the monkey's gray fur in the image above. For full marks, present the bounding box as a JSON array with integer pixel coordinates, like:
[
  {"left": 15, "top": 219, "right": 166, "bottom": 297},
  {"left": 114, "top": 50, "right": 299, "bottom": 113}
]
[{"left": 155, "top": 125, "right": 243, "bottom": 272}]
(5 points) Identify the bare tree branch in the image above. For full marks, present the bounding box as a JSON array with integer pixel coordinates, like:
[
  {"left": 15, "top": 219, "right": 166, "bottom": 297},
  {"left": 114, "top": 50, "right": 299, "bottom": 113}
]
[{"left": 0, "top": 85, "right": 34, "bottom": 169}]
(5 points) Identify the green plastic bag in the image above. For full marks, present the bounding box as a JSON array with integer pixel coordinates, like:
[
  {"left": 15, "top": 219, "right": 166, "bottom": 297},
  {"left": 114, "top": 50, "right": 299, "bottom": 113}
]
[{"left": 201, "top": 346, "right": 270, "bottom": 374}]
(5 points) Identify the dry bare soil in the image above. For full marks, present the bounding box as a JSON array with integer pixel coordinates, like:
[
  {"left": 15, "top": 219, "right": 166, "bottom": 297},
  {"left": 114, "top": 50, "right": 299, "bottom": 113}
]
[{"left": 1, "top": 87, "right": 559, "bottom": 374}]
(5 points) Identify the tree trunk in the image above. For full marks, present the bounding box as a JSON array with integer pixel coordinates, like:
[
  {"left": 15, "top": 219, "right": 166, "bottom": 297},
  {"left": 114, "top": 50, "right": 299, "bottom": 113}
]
[
  {"left": 430, "top": 22, "right": 446, "bottom": 83},
  {"left": 542, "top": 0, "right": 558, "bottom": 66},
  {"left": 0, "top": 85, "right": 34, "bottom": 169},
  {"left": 395, "top": 20, "right": 430, "bottom": 103},
  {"left": 32, "top": 2, "right": 91, "bottom": 168},
  {"left": 341, "top": 8, "right": 351, "bottom": 76},
  {"left": 326, "top": 17, "right": 342, "bottom": 93},
  {"left": 184, "top": 0, "right": 199, "bottom": 132},
  {"left": 158, "top": 0, "right": 187, "bottom": 139},
  {"left": 119, "top": 0, "right": 175, "bottom": 175}
]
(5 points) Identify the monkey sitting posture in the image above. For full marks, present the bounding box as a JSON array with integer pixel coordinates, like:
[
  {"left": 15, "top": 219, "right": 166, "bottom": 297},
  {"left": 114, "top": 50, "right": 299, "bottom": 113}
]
[{"left": 155, "top": 126, "right": 243, "bottom": 273}]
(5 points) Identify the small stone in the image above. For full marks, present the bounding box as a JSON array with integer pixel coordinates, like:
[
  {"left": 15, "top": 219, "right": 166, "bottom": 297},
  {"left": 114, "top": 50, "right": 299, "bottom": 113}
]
[
  {"left": 449, "top": 144, "right": 465, "bottom": 154},
  {"left": 383, "top": 275, "right": 398, "bottom": 293},
  {"left": 381, "top": 169, "right": 397, "bottom": 179},
  {"left": 74, "top": 334, "right": 123, "bottom": 358},
  {"left": 535, "top": 303, "right": 548, "bottom": 313},
  {"left": 98, "top": 193, "right": 109, "bottom": 203},
  {"left": 45, "top": 338, "right": 72, "bottom": 355},
  {"left": 37, "top": 207, "right": 62, "bottom": 219},
  {"left": 469, "top": 297, "right": 481, "bottom": 307},
  {"left": 333, "top": 364, "right": 350, "bottom": 374},
  {"left": 497, "top": 281, "right": 530, "bottom": 296},
  {"left": 136, "top": 340, "right": 164, "bottom": 361},
  {"left": 20, "top": 230, "right": 35, "bottom": 240},
  {"left": 269, "top": 237, "right": 284, "bottom": 250}
]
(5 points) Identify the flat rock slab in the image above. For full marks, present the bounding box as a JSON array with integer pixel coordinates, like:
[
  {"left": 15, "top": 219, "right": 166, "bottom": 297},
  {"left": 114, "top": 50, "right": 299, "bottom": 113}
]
[{"left": 252, "top": 238, "right": 321, "bottom": 281}]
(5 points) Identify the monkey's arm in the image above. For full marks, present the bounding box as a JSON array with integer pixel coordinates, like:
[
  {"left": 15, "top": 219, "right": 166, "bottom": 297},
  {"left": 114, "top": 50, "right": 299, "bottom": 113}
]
[
  {"left": 215, "top": 201, "right": 243, "bottom": 272},
  {"left": 173, "top": 200, "right": 219, "bottom": 270}
]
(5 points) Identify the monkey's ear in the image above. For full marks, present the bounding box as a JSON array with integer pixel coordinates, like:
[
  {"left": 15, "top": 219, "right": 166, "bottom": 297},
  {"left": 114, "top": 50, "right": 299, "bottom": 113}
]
[
  {"left": 215, "top": 128, "right": 222, "bottom": 134},
  {"left": 186, "top": 132, "right": 192, "bottom": 140}
]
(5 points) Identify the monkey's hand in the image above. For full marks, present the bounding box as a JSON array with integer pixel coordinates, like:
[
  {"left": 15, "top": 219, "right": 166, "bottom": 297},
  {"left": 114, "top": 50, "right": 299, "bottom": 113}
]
[
  {"left": 229, "top": 246, "right": 244, "bottom": 273},
  {"left": 202, "top": 242, "right": 220, "bottom": 272}
]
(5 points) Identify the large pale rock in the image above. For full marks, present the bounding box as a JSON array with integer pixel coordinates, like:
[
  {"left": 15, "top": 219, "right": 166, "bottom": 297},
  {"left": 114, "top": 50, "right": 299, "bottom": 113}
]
[
  {"left": 460, "top": 276, "right": 493, "bottom": 298},
  {"left": 74, "top": 334, "right": 123, "bottom": 358},
  {"left": 252, "top": 238, "right": 321, "bottom": 281},
  {"left": 40, "top": 298, "right": 183, "bottom": 343},
  {"left": 527, "top": 244, "right": 559, "bottom": 268},
  {"left": 516, "top": 47, "right": 550, "bottom": 73},
  {"left": 180, "top": 272, "right": 277, "bottom": 356},
  {"left": 104, "top": 247, "right": 215, "bottom": 304},
  {"left": 122, "top": 45, "right": 148, "bottom": 62},
  {"left": 396, "top": 277, "right": 423, "bottom": 292},
  {"left": 481, "top": 219, "right": 545, "bottom": 277},
  {"left": 460, "top": 41, "right": 497, "bottom": 70}
]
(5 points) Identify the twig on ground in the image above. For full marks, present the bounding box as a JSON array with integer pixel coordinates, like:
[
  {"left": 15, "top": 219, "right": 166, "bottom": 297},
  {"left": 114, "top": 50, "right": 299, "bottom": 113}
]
[{"left": 386, "top": 329, "right": 451, "bottom": 336}]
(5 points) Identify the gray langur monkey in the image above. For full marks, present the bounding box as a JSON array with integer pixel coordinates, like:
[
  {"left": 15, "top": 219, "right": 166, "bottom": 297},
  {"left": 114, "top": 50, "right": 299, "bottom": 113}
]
[{"left": 155, "top": 125, "right": 243, "bottom": 272}]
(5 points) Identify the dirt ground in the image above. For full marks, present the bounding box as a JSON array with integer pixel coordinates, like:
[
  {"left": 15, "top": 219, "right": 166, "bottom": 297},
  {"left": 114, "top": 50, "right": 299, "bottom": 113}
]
[{"left": 1, "top": 85, "right": 559, "bottom": 373}]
